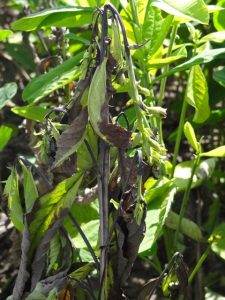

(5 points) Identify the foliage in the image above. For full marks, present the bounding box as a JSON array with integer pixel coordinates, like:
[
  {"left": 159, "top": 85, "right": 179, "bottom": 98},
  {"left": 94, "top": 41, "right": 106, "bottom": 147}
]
[{"left": 1, "top": 0, "right": 225, "bottom": 299}]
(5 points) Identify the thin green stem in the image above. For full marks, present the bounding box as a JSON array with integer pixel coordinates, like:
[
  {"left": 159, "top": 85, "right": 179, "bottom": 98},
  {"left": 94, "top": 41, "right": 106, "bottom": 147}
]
[
  {"left": 188, "top": 245, "right": 210, "bottom": 284},
  {"left": 171, "top": 100, "right": 188, "bottom": 178},
  {"left": 173, "top": 154, "right": 201, "bottom": 250},
  {"left": 157, "top": 23, "right": 178, "bottom": 145}
]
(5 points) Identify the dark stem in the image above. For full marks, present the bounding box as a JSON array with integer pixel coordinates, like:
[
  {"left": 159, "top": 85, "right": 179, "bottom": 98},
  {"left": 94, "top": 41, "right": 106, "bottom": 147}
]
[{"left": 68, "top": 212, "right": 100, "bottom": 270}]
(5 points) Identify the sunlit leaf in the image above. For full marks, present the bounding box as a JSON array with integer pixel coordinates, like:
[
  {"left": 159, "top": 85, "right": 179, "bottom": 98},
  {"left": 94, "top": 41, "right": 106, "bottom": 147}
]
[
  {"left": 154, "top": 48, "right": 225, "bottom": 82},
  {"left": 151, "top": 0, "right": 209, "bottom": 24},
  {"left": 185, "top": 65, "right": 210, "bottom": 123},
  {"left": 0, "top": 29, "right": 12, "bottom": 41},
  {"left": 199, "top": 31, "right": 225, "bottom": 44},
  {"left": 165, "top": 211, "right": 204, "bottom": 241},
  {"left": 12, "top": 7, "right": 93, "bottom": 31},
  {"left": 213, "top": 0, "right": 225, "bottom": 31},
  {"left": 210, "top": 223, "right": 225, "bottom": 260},
  {"left": 12, "top": 106, "right": 50, "bottom": 122},
  {"left": 201, "top": 146, "right": 225, "bottom": 157},
  {"left": 0, "top": 125, "right": 13, "bottom": 151},
  {"left": 184, "top": 121, "right": 200, "bottom": 152},
  {"left": 23, "top": 53, "right": 82, "bottom": 103}
]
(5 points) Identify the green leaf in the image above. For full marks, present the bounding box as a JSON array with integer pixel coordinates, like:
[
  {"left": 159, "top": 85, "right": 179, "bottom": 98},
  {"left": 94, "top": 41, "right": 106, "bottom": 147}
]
[
  {"left": 210, "top": 223, "right": 225, "bottom": 260},
  {"left": 185, "top": 65, "right": 210, "bottom": 123},
  {"left": 201, "top": 146, "right": 225, "bottom": 157},
  {"left": 165, "top": 211, "right": 204, "bottom": 241},
  {"left": 213, "top": 67, "right": 225, "bottom": 87},
  {"left": 174, "top": 158, "right": 217, "bottom": 191},
  {"left": 213, "top": 0, "right": 225, "bottom": 31},
  {"left": 154, "top": 48, "right": 225, "bottom": 82},
  {"left": 139, "top": 178, "right": 175, "bottom": 253},
  {"left": 69, "top": 263, "right": 95, "bottom": 280},
  {"left": 23, "top": 53, "right": 82, "bottom": 103},
  {"left": 20, "top": 160, "right": 38, "bottom": 213},
  {"left": 148, "top": 54, "right": 186, "bottom": 68},
  {"left": 0, "top": 125, "right": 13, "bottom": 151},
  {"left": 141, "top": 4, "right": 173, "bottom": 57},
  {"left": 0, "top": 82, "right": 17, "bottom": 109},
  {"left": 151, "top": 0, "right": 209, "bottom": 24},
  {"left": 12, "top": 6, "right": 93, "bottom": 31},
  {"left": 0, "top": 29, "right": 12, "bottom": 41},
  {"left": 184, "top": 121, "right": 200, "bottom": 152},
  {"left": 11, "top": 106, "right": 50, "bottom": 122},
  {"left": 29, "top": 173, "right": 83, "bottom": 251},
  {"left": 199, "top": 31, "right": 225, "bottom": 44},
  {"left": 4, "top": 168, "right": 24, "bottom": 231},
  {"left": 72, "top": 219, "right": 99, "bottom": 249},
  {"left": 6, "top": 44, "right": 36, "bottom": 71}
]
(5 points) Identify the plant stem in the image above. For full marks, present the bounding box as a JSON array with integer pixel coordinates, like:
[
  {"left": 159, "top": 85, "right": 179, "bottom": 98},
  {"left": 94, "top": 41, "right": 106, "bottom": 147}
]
[
  {"left": 173, "top": 154, "right": 201, "bottom": 250},
  {"left": 157, "top": 23, "right": 178, "bottom": 145},
  {"left": 171, "top": 100, "right": 188, "bottom": 178},
  {"left": 188, "top": 245, "right": 210, "bottom": 284}
]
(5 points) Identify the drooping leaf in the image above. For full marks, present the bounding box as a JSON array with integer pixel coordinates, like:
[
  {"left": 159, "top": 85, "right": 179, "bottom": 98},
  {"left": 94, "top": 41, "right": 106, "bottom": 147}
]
[
  {"left": 201, "top": 146, "right": 225, "bottom": 157},
  {"left": 0, "top": 82, "right": 17, "bottom": 109},
  {"left": 88, "top": 58, "right": 131, "bottom": 148},
  {"left": 153, "top": 48, "right": 225, "bottom": 82},
  {"left": 12, "top": 7, "right": 93, "bottom": 31},
  {"left": 4, "top": 167, "right": 24, "bottom": 231},
  {"left": 20, "top": 160, "right": 38, "bottom": 213},
  {"left": 139, "top": 178, "right": 175, "bottom": 253},
  {"left": 53, "top": 107, "right": 88, "bottom": 168},
  {"left": 213, "top": 0, "right": 225, "bottom": 31},
  {"left": 184, "top": 121, "right": 200, "bottom": 152},
  {"left": 151, "top": 0, "right": 209, "bottom": 24},
  {"left": 12, "top": 106, "right": 50, "bottom": 122},
  {"left": 165, "top": 211, "right": 204, "bottom": 241},
  {"left": 0, "top": 125, "right": 13, "bottom": 151},
  {"left": 13, "top": 220, "right": 31, "bottom": 300},
  {"left": 213, "top": 67, "right": 225, "bottom": 87},
  {"left": 210, "top": 223, "right": 225, "bottom": 260},
  {"left": 185, "top": 65, "right": 210, "bottom": 123},
  {"left": 0, "top": 29, "right": 12, "bottom": 41},
  {"left": 22, "top": 53, "right": 83, "bottom": 103},
  {"left": 29, "top": 173, "right": 83, "bottom": 251}
]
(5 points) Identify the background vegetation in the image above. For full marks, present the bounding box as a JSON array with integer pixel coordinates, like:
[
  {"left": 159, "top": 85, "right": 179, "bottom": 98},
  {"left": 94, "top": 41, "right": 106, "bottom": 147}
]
[{"left": 0, "top": 0, "right": 225, "bottom": 299}]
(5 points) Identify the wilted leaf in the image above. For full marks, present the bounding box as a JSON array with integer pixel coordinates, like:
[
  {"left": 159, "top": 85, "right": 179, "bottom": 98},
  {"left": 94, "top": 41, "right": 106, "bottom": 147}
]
[
  {"left": 12, "top": 7, "right": 93, "bottom": 31},
  {"left": 12, "top": 106, "right": 50, "bottom": 122},
  {"left": 152, "top": 0, "right": 209, "bottom": 24},
  {"left": 165, "top": 211, "right": 204, "bottom": 241},
  {"left": 29, "top": 173, "right": 83, "bottom": 252},
  {"left": 154, "top": 48, "right": 225, "bottom": 82},
  {"left": 0, "top": 82, "right": 17, "bottom": 109},
  {"left": 53, "top": 107, "right": 88, "bottom": 168},
  {"left": 88, "top": 58, "right": 131, "bottom": 148},
  {"left": 23, "top": 53, "right": 82, "bottom": 103},
  {"left": 184, "top": 121, "right": 200, "bottom": 152},
  {"left": 185, "top": 65, "right": 210, "bottom": 123},
  {"left": 4, "top": 168, "right": 24, "bottom": 231}
]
